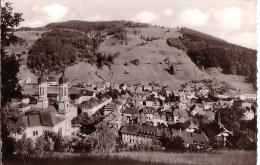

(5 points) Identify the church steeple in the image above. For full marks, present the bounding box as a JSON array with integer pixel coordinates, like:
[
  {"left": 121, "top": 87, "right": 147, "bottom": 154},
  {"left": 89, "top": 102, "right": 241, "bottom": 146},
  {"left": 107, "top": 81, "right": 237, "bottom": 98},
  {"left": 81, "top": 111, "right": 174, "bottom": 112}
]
[
  {"left": 36, "top": 75, "right": 49, "bottom": 109},
  {"left": 58, "top": 73, "right": 70, "bottom": 113}
]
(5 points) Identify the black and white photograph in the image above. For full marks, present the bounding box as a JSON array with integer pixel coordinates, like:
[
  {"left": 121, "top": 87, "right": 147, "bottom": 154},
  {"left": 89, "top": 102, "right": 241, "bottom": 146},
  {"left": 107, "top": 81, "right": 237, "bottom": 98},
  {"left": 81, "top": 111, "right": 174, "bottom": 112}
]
[{"left": 0, "top": 0, "right": 258, "bottom": 164}]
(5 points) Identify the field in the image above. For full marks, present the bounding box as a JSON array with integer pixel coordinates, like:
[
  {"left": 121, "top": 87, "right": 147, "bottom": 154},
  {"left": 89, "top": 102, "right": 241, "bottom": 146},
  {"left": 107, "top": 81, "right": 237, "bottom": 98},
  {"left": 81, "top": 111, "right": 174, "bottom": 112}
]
[
  {"left": 3, "top": 150, "right": 256, "bottom": 165},
  {"left": 112, "top": 150, "right": 256, "bottom": 165}
]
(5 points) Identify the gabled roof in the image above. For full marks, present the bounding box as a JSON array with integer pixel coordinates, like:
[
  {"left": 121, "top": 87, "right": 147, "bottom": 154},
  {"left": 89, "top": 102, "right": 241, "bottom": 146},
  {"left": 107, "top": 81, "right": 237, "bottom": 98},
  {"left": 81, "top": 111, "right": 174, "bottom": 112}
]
[
  {"left": 79, "top": 98, "right": 101, "bottom": 109},
  {"left": 169, "top": 120, "right": 198, "bottom": 131}
]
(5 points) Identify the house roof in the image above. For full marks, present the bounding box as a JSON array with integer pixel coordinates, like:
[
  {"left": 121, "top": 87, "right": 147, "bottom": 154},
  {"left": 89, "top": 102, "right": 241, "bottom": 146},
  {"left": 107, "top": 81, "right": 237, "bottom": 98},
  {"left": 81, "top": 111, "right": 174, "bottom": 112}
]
[
  {"left": 169, "top": 120, "right": 198, "bottom": 131},
  {"left": 173, "top": 109, "right": 188, "bottom": 117},
  {"left": 47, "top": 93, "right": 58, "bottom": 97},
  {"left": 23, "top": 110, "right": 64, "bottom": 127},
  {"left": 146, "top": 95, "right": 160, "bottom": 102},
  {"left": 104, "top": 103, "right": 118, "bottom": 111},
  {"left": 79, "top": 98, "right": 100, "bottom": 109}
]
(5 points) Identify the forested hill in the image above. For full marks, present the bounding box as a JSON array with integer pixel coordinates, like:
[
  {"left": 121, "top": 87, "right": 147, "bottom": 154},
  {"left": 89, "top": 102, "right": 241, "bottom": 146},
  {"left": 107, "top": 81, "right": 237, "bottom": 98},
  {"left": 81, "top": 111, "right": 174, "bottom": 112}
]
[
  {"left": 167, "top": 27, "right": 257, "bottom": 87},
  {"left": 27, "top": 21, "right": 148, "bottom": 74},
  {"left": 13, "top": 20, "right": 256, "bottom": 91}
]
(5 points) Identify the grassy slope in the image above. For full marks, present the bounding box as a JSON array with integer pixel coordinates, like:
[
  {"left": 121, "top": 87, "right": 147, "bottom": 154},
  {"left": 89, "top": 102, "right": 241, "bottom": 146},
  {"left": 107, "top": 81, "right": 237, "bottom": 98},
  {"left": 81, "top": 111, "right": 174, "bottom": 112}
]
[
  {"left": 206, "top": 68, "right": 256, "bottom": 93},
  {"left": 65, "top": 27, "right": 209, "bottom": 89}
]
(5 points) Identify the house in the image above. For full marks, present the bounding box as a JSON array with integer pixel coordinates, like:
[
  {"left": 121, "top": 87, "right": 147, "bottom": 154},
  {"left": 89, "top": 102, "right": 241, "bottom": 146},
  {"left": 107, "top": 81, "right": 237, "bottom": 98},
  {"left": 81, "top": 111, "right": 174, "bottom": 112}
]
[
  {"left": 217, "top": 98, "right": 233, "bottom": 108},
  {"left": 135, "top": 85, "right": 143, "bottom": 94},
  {"left": 189, "top": 104, "right": 202, "bottom": 116},
  {"left": 170, "top": 120, "right": 198, "bottom": 133},
  {"left": 79, "top": 98, "right": 112, "bottom": 116},
  {"left": 143, "top": 85, "right": 153, "bottom": 92},
  {"left": 204, "top": 122, "right": 233, "bottom": 147},
  {"left": 199, "top": 89, "right": 209, "bottom": 97},
  {"left": 196, "top": 110, "right": 215, "bottom": 122},
  {"left": 171, "top": 130, "right": 208, "bottom": 149},
  {"left": 172, "top": 109, "right": 189, "bottom": 123},
  {"left": 145, "top": 95, "right": 161, "bottom": 108},
  {"left": 239, "top": 94, "right": 257, "bottom": 101},
  {"left": 105, "top": 82, "right": 111, "bottom": 89},
  {"left": 75, "top": 90, "right": 96, "bottom": 105},
  {"left": 103, "top": 103, "right": 118, "bottom": 116},
  {"left": 127, "top": 86, "right": 136, "bottom": 94},
  {"left": 242, "top": 102, "right": 252, "bottom": 109},
  {"left": 142, "top": 106, "right": 158, "bottom": 120},
  {"left": 120, "top": 124, "right": 170, "bottom": 146},
  {"left": 47, "top": 93, "right": 59, "bottom": 104},
  {"left": 114, "top": 83, "right": 120, "bottom": 91},
  {"left": 121, "top": 107, "right": 140, "bottom": 124},
  {"left": 202, "top": 102, "right": 214, "bottom": 110},
  {"left": 241, "top": 109, "right": 255, "bottom": 121}
]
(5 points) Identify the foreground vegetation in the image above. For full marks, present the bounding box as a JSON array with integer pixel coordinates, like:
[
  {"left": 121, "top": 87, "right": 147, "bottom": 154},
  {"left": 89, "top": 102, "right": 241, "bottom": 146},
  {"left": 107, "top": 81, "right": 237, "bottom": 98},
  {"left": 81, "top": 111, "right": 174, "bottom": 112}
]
[
  {"left": 3, "top": 150, "right": 256, "bottom": 165},
  {"left": 113, "top": 150, "right": 256, "bottom": 165}
]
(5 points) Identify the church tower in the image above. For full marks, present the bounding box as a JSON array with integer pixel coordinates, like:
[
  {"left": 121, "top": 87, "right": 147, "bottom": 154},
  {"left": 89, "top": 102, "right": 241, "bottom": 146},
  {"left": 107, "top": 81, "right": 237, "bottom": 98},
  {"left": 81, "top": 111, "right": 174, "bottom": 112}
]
[
  {"left": 37, "top": 75, "right": 49, "bottom": 109},
  {"left": 58, "top": 74, "right": 70, "bottom": 113}
]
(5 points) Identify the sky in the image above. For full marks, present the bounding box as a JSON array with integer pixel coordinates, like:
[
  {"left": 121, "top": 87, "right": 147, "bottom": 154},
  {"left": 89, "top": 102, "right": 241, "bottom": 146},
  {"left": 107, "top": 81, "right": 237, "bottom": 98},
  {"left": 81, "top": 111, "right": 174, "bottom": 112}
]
[{"left": 5, "top": 0, "right": 257, "bottom": 49}]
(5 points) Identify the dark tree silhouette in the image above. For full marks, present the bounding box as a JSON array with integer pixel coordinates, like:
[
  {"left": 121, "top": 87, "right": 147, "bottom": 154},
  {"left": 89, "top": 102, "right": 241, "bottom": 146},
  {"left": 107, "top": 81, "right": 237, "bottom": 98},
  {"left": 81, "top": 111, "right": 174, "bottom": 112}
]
[{"left": 1, "top": 2, "right": 24, "bottom": 107}]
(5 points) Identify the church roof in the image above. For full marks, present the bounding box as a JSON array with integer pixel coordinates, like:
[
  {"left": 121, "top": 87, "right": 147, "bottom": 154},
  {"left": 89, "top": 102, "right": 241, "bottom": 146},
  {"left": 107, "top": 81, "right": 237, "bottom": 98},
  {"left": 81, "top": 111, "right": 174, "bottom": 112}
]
[{"left": 22, "top": 110, "right": 64, "bottom": 127}]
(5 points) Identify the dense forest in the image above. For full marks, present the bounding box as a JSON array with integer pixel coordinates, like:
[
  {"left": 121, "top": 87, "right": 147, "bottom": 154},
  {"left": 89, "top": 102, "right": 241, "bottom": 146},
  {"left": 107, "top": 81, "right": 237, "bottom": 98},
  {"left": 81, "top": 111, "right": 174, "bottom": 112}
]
[
  {"left": 27, "top": 21, "right": 148, "bottom": 74},
  {"left": 47, "top": 20, "right": 148, "bottom": 32},
  {"left": 167, "top": 27, "right": 257, "bottom": 87}
]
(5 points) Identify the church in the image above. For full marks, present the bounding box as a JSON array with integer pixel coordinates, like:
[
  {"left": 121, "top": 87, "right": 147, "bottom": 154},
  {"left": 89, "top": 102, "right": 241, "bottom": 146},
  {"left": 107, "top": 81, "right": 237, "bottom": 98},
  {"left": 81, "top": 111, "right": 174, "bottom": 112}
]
[{"left": 18, "top": 75, "right": 78, "bottom": 140}]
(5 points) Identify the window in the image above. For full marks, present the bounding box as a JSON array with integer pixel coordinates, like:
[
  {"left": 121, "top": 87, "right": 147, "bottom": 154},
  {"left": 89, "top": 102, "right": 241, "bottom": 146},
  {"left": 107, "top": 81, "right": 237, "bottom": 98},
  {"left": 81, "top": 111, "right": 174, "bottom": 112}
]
[{"left": 33, "top": 130, "right": 38, "bottom": 136}]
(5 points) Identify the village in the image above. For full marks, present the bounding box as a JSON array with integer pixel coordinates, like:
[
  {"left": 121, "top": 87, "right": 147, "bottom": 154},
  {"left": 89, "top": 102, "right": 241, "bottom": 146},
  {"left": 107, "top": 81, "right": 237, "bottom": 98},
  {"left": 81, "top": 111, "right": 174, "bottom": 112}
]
[{"left": 8, "top": 74, "right": 257, "bottom": 153}]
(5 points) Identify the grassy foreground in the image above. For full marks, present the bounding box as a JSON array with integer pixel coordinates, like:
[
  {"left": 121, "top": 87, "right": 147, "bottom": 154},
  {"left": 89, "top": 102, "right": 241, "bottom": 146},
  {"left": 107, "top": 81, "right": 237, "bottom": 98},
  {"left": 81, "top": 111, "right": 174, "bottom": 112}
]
[
  {"left": 4, "top": 150, "right": 256, "bottom": 165},
  {"left": 110, "top": 150, "right": 256, "bottom": 165}
]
